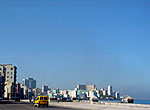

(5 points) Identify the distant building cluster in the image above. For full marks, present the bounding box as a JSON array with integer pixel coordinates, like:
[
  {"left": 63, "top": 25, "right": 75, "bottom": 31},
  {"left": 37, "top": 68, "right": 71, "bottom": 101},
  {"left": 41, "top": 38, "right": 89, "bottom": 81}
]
[
  {"left": 0, "top": 64, "right": 121, "bottom": 101},
  {"left": 47, "top": 84, "right": 120, "bottom": 101}
]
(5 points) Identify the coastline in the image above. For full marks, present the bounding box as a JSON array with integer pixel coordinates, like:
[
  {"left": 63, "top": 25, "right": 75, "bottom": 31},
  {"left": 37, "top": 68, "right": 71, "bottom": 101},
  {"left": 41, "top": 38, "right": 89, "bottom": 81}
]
[{"left": 50, "top": 101, "right": 150, "bottom": 110}]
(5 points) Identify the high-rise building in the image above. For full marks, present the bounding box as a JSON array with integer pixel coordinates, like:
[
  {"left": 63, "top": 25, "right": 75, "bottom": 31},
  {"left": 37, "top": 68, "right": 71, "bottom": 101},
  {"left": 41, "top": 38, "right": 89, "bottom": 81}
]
[
  {"left": 108, "top": 85, "right": 112, "bottom": 96},
  {"left": 42, "top": 85, "right": 48, "bottom": 93},
  {"left": 0, "top": 64, "right": 17, "bottom": 99},
  {"left": 103, "top": 90, "right": 107, "bottom": 96},
  {"left": 33, "top": 88, "right": 42, "bottom": 97},
  {"left": 0, "top": 70, "right": 5, "bottom": 99},
  {"left": 22, "top": 77, "right": 36, "bottom": 90},
  {"left": 77, "top": 83, "right": 96, "bottom": 91},
  {"left": 115, "top": 92, "right": 120, "bottom": 99}
]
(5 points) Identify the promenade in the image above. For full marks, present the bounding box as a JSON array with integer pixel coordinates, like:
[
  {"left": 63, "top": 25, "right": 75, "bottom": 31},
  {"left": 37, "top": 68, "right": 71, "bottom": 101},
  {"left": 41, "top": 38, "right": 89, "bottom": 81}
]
[{"left": 50, "top": 102, "right": 150, "bottom": 110}]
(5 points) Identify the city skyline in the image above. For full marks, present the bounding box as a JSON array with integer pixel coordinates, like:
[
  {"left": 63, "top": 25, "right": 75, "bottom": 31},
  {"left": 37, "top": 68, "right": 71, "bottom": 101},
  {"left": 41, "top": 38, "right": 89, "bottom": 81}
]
[{"left": 0, "top": 0, "right": 150, "bottom": 100}]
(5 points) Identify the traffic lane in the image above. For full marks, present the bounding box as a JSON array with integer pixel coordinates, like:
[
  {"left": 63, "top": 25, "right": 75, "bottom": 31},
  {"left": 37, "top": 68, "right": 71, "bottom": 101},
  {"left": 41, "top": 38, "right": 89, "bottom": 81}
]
[
  {"left": 29, "top": 103, "right": 85, "bottom": 110},
  {"left": 0, "top": 103, "right": 85, "bottom": 110}
]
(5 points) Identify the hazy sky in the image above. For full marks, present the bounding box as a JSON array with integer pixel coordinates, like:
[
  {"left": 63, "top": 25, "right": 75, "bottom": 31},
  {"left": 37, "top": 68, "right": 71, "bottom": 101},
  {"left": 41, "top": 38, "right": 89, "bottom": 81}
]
[{"left": 0, "top": 0, "right": 150, "bottom": 100}]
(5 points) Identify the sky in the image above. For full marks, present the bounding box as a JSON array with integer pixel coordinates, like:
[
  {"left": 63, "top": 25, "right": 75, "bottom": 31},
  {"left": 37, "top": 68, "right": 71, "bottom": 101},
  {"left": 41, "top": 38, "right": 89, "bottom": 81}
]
[{"left": 0, "top": 0, "right": 150, "bottom": 100}]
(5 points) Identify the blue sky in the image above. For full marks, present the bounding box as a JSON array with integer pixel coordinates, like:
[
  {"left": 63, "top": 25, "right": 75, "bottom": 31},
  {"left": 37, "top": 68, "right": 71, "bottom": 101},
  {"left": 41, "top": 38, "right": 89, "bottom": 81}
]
[{"left": 0, "top": 0, "right": 150, "bottom": 100}]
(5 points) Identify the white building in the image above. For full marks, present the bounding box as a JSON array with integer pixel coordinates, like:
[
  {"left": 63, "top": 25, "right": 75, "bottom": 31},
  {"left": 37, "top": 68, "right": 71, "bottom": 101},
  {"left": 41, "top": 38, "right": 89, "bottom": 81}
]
[
  {"left": 68, "top": 90, "right": 77, "bottom": 99},
  {"left": 108, "top": 85, "right": 112, "bottom": 96},
  {"left": 20, "top": 84, "right": 28, "bottom": 98},
  {"left": 103, "top": 90, "right": 107, "bottom": 96},
  {"left": 115, "top": 92, "right": 120, "bottom": 99}
]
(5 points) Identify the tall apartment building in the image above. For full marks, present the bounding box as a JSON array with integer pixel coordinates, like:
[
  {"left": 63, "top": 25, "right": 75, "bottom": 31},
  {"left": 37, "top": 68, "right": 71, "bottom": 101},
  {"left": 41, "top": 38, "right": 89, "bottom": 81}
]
[
  {"left": 77, "top": 83, "right": 96, "bottom": 91},
  {"left": 0, "top": 68, "right": 5, "bottom": 99},
  {"left": 22, "top": 77, "right": 36, "bottom": 90},
  {"left": 33, "top": 88, "right": 42, "bottom": 97},
  {"left": 115, "top": 92, "right": 120, "bottom": 99},
  {"left": 0, "top": 64, "right": 17, "bottom": 99},
  {"left": 108, "top": 85, "right": 112, "bottom": 96},
  {"left": 42, "top": 85, "right": 49, "bottom": 93}
]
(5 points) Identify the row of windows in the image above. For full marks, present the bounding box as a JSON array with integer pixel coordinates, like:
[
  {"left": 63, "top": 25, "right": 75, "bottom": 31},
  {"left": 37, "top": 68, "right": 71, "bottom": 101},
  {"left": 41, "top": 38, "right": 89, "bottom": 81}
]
[
  {"left": 0, "top": 72, "right": 13, "bottom": 74},
  {"left": 7, "top": 76, "right": 13, "bottom": 79},
  {"left": 0, "top": 68, "right": 13, "bottom": 70},
  {"left": 7, "top": 72, "right": 13, "bottom": 74}
]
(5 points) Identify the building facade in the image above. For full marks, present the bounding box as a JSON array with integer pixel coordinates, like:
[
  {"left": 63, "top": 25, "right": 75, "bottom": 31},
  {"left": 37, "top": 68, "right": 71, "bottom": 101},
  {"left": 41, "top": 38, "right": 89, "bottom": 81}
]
[
  {"left": 42, "top": 85, "right": 48, "bottom": 93},
  {"left": 108, "top": 85, "right": 112, "bottom": 96},
  {"left": 33, "top": 88, "right": 42, "bottom": 97},
  {"left": 0, "top": 64, "right": 17, "bottom": 99},
  {"left": 22, "top": 77, "right": 36, "bottom": 90},
  {"left": 77, "top": 83, "right": 96, "bottom": 91},
  {"left": 115, "top": 92, "right": 120, "bottom": 99},
  {"left": 0, "top": 68, "right": 5, "bottom": 99}
]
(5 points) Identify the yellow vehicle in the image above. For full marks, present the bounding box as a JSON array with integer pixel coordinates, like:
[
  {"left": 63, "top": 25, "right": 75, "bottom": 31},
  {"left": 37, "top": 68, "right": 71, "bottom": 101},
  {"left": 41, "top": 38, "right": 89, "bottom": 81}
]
[{"left": 34, "top": 96, "right": 48, "bottom": 107}]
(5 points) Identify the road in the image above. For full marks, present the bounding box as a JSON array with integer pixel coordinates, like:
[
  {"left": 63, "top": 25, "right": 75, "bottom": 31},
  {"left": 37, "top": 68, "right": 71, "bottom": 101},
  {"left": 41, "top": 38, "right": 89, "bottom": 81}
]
[{"left": 0, "top": 101, "right": 84, "bottom": 110}]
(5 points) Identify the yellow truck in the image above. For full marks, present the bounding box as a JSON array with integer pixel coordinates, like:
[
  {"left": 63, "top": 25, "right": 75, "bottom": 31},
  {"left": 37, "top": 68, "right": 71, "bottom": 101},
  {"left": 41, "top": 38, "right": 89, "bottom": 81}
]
[{"left": 34, "top": 96, "right": 48, "bottom": 107}]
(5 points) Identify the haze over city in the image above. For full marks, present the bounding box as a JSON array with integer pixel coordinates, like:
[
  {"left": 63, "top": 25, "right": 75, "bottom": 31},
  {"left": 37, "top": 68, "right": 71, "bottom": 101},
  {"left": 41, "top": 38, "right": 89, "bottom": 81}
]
[{"left": 0, "top": 0, "right": 150, "bottom": 100}]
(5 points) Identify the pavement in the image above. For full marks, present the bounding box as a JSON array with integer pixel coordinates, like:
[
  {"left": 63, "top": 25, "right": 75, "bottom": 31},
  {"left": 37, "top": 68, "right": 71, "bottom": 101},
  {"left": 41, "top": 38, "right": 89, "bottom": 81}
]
[
  {"left": 0, "top": 101, "right": 84, "bottom": 110},
  {"left": 1, "top": 100, "right": 150, "bottom": 110}
]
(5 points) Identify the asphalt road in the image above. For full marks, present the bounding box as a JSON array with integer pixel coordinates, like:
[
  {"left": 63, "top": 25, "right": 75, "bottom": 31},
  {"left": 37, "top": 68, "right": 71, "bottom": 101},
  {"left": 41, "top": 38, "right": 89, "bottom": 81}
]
[{"left": 0, "top": 101, "right": 83, "bottom": 110}]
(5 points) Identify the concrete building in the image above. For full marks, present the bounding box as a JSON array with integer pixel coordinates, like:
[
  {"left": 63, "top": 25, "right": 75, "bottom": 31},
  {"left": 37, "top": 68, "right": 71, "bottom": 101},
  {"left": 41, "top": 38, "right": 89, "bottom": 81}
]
[
  {"left": 32, "top": 88, "right": 42, "bottom": 97},
  {"left": 108, "top": 85, "right": 112, "bottom": 96},
  {"left": 22, "top": 77, "right": 36, "bottom": 90},
  {"left": 77, "top": 83, "right": 96, "bottom": 91},
  {"left": 89, "top": 91, "right": 98, "bottom": 98},
  {"left": 0, "top": 64, "right": 17, "bottom": 99},
  {"left": 103, "top": 90, "right": 107, "bottom": 96},
  {"left": 16, "top": 83, "right": 24, "bottom": 99},
  {"left": 115, "top": 92, "right": 120, "bottom": 99},
  {"left": 42, "top": 85, "right": 49, "bottom": 93},
  {"left": 20, "top": 84, "right": 28, "bottom": 99},
  {"left": 60, "top": 90, "right": 68, "bottom": 95},
  {"left": 68, "top": 90, "right": 77, "bottom": 99},
  {"left": 0, "top": 67, "right": 5, "bottom": 99}
]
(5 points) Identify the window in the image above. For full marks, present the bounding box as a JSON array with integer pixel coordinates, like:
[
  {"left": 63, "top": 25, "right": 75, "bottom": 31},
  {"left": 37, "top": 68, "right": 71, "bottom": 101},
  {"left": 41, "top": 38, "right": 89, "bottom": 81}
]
[
  {"left": 7, "top": 72, "right": 9, "bottom": 74},
  {"left": 40, "top": 97, "right": 43, "bottom": 100},
  {"left": 7, "top": 76, "right": 9, "bottom": 78},
  {"left": 11, "top": 72, "right": 12, "bottom": 75},
  {"left": 0, "top": 68, "right": 1, "bottom": 70},
  {"left": 44, "top": 97, "right": 48, "bottom": 100},
  {"left": 11, "top": 76, "right": 12, "bottom": 79},
  {"left": 11, "top": 68, "right": 13, "bottom": 70}
]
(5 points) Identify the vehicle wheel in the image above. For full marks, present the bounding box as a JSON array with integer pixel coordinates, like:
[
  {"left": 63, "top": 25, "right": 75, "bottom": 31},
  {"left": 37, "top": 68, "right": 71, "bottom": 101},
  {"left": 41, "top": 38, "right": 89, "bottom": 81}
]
[
  {"left": 46, "top": 104, "right": 48, "bottom": 107},
  {"left": 37, "top": 104, "right": 40, "bottom": 107}
]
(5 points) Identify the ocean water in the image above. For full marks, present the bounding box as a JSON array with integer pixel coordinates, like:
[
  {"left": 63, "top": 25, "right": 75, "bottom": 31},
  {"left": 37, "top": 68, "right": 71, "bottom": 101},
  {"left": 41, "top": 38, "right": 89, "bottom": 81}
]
[
  {"left": 134, "top": 100, "right": 150, "bottom": 104},
  {"left": 99, "top": 100, "right": 150, "bottom": 105}
]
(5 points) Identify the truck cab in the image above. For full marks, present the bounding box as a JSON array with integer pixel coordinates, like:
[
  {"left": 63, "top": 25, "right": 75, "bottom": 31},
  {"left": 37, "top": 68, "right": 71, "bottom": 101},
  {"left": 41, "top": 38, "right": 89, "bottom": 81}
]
[{"left": 34, "top": 96, "right": 48, "bottom": 107}]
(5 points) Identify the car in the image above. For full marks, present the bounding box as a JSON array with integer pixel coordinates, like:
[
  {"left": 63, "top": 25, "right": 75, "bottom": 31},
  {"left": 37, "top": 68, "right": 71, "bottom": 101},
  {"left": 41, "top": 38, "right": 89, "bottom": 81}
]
[{"left": 34, "top": 96, "right": 48, "bottom": 107}]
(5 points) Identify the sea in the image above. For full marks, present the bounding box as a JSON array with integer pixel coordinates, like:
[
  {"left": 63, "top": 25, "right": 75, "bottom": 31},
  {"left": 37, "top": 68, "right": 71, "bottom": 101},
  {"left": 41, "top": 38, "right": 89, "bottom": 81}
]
[{"left": 99, "top": 100, "right": 150, "bottom": 105}]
